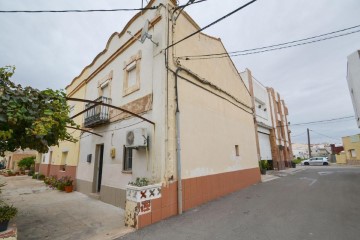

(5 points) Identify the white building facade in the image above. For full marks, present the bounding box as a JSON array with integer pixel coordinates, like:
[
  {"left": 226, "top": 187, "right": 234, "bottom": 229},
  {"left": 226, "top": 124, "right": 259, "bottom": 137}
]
[
  {"left": 68, "top": 0, "right": 261, "bottom": 228},
  {"left": 347, "top": 50, "right": 360, "bottom": 128},
  {"left": 241, "top": 69, "right": 273, "bottom": 161}
]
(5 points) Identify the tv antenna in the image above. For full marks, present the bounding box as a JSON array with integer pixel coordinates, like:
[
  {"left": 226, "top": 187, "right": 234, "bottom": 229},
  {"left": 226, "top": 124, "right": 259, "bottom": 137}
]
[{"left": 127, "top": 20, "right": 158, "bottom": 46}]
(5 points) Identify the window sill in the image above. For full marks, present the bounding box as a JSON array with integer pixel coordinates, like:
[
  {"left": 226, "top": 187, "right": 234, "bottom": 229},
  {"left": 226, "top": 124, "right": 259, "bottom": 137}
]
[{"left": 122, "top": 170, "right": 132, "bottom": 174}]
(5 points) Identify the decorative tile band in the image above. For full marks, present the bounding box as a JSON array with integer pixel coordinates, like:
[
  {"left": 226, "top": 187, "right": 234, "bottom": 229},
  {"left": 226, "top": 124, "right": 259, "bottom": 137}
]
[{"left": 126, "top": 183, "right": 162, "bottom": 202}]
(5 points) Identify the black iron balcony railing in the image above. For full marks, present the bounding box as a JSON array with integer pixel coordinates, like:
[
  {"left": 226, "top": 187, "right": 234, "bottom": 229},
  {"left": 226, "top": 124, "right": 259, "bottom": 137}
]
[{"left": 84, "top": 96, "right": 112, "bottom": 128}]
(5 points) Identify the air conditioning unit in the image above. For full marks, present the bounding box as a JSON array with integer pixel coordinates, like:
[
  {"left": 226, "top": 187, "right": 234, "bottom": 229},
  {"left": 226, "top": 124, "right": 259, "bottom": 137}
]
[{"left": 125, "top": 128, "right": 148, "bottom": 148}]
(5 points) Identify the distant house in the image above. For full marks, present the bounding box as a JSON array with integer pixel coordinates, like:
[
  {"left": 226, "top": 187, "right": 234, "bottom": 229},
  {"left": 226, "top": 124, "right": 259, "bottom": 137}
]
[
  {"left": 4, "top": 149, "right": 37, "bottom": 172},
  {"left": 292, "top": 143, "right": 309, "bottom": 159},
  {"left": 347, "top": 50, "right": 360, "bottom": 128},
  {"left": 241, "top": 69, "right": 293, "bottom": 170},
  {"left": 37, "top": 83, "right": 85, "bottom": 182},
  {"left": 65, "top": 0, "right": 261, "bottom": 229},
  {"left": 341, "top": 134, "right": 360, "bottom": 165},
  {"left": 311, "top": 144, "right": 330, "bottom": 157}
]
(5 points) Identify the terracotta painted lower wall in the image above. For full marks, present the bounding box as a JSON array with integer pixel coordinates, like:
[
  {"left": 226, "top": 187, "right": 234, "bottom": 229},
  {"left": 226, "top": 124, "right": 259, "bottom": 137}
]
[
  {"left": 35, "top": 163, "right": 40, "bottom": 172},
  {"left": 39, "top": 164, "right": 51, "bottom": 177},
  {"left": 39, "top": 164, "right": 77, "bottom": 185},
  {"left": 137, "top": 167, "right": 261, "bottom": 228}
]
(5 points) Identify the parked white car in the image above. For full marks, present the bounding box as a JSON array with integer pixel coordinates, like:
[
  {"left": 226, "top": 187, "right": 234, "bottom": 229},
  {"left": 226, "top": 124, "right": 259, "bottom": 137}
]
[{"left": 301, "top": 157, "right": 329, "bottom": 166}]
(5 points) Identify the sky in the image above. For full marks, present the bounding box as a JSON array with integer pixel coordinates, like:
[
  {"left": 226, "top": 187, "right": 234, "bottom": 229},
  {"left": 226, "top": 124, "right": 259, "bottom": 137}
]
[{"left": 0, "top": 0, "right": 359, "bottom": 145}]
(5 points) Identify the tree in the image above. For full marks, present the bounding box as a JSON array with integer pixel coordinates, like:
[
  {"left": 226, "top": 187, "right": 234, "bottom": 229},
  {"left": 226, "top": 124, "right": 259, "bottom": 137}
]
[
  {"left": 17, "top": 156, "right": 35, "bottom": 170},
  {"left": 0, "top": 66, "right": 78, "bottom": 156}
]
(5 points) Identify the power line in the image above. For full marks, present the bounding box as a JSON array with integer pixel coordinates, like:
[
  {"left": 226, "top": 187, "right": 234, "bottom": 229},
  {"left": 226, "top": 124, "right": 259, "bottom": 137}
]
[
  {"left": 181, "top": 24, "right": 360, "bottom": 58},
  {"left": 180, "top": 25, "right": 360, "bottom": 60},
  {"left": 310, "top": 129, "right": 340, "bottom": 141},
  {"left": 0, "top": 7, "right": 158, "bottom": 13},
  {"left": 166, "top": 0, "right": 259, "bottom": 50},
  {"left": 291, "top": 132, "right": 306, "bottom": 138},
  {"left": 277, "top": 115, "right": 355, "bottom": 128},
  {"left": 0, "top": 0, "right": 207, "bottom": 14}
]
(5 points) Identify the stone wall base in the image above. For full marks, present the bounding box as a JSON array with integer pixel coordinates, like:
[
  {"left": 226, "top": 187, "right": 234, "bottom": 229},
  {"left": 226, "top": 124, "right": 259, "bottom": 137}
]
[{"left": 128, "top": 167, "right": 261, "bottom": 229}]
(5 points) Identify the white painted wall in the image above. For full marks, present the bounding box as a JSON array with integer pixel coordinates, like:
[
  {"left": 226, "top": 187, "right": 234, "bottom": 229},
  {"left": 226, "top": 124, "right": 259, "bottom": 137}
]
[
  {"left": 75, "top": 0, "right": 169, "bottom": 190},
  {"left": 347, "top": 50, "right": 360, "bottom": 128},
  {"left": 258, "top": 131, "right": 272, "bottom": 160}
]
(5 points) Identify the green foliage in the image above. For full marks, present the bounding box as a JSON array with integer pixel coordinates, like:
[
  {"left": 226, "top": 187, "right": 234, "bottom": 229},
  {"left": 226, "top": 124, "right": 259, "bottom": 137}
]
[
  {"left": 44, "top": 176, "right": 57, "bottom": 188},
  {"left": 59, "top": 176, "right": 73, "bottom": 187},
  {"left": 32, "top": 173, "right": 38, "bottom": 179},
  {"left": 259, "top": 160, "right": 268, "bottom": 170},
  {"left": 128, "top": 177, "right": 150, "bottom": 187},
  {"left": 292, "top": 157, "right": 303, "bottom": 164},
  {"left": 17, "top": 156, "right": 35, "bottom": 170},
  {"left": 44, "top": 176, "right": 72, "bottom": 190},
  {"left": 0, "top": 66, "right": 78, "bottom": 156},
  {"left": 0, "top": 182, "right": 5, "bottom": 194},
  {"left": 56, "top": 181, "right": 65, "bottom": 191},
  {"left": 0, "top": 203, "right": 18, "bottom": 222},
  {"left": 38, "top": 174, "right": 45, "bottom": 180}
]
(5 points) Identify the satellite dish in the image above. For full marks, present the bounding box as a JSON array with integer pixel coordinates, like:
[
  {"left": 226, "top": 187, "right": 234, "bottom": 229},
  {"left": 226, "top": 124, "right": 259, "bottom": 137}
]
[
  {"left": 140, "top": 20, "right": 152, "bottom": 43},
  {"left": 127, "top": 20, "right": 158, "bottom": 46}
]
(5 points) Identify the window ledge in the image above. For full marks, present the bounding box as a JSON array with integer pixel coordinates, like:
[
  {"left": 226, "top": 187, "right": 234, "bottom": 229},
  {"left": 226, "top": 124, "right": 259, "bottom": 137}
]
[{"left": 122, "top": 170, "right": 132, "bottom": 174}]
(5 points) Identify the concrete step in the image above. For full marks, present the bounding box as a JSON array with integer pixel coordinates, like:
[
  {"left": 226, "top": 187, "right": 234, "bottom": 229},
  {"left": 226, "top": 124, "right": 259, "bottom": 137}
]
[{"left": 88, "top": 192, "right": 101, "bottom": 200}]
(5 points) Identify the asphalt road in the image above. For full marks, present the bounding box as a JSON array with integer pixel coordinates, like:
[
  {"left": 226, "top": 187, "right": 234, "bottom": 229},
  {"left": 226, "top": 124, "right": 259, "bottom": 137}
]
[{"left": 119, "top": 166, "right": 360, "bottom": 240}]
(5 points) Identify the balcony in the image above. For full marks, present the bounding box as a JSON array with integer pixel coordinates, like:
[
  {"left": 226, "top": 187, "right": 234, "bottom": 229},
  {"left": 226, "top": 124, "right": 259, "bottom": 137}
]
[{"left": 84, "top": 96, "right": 111, "bottom": 128}]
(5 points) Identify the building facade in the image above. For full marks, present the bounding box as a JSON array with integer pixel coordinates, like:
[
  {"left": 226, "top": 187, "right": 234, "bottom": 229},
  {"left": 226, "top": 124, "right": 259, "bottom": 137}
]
[
  {"left": 267, "top": 87, "right": 293, "bottom": 169},
  {"left": 341, "top": 134, "right": 360, "bottom": 165},
  {"left": 66, "top": 0, "right": 261, "bottom": 228},
  {"left": 241, "top": 69, "right": 273, "bottom": 163},
  {"left": 347, "top": 50, "right": 360, "bottom": 128},
  {"left": 241, "top": 69, "right": 293, "bottom": 170},
  {"left": 5, "top": 149, "right": 37, "bottom": 172},
  {"left": 37, "top": 84, "right": 85, "bottom": 182}
]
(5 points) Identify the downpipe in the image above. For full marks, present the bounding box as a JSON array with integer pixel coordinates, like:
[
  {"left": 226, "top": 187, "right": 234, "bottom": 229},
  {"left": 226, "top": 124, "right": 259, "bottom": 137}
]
[{"left": 175, "top": 67, "right": 183, "bottom": 215}]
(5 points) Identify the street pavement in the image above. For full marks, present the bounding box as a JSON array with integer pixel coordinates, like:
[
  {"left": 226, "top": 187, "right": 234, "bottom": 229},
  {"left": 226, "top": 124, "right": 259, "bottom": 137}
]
[
  {"left": 0, "top": 175, "right": 133, "bottom": 240},
  {"left": 119, "top": 165, "right": 360, "bottom": 240}
]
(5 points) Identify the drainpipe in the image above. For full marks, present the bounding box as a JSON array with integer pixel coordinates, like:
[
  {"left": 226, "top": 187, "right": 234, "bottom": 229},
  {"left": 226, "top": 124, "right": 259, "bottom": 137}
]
[{"left": 175, "top": 67, "right": 183, "bottom": 215}]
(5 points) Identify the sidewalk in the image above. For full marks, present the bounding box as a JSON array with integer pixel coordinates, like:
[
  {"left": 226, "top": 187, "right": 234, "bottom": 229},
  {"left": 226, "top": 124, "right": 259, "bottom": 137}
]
[
  {"left": 0, "top": 175, "right": 133, "bottom": 240},
  {"left": 261, "top": 165, "right": 305, "bottom": 182}
]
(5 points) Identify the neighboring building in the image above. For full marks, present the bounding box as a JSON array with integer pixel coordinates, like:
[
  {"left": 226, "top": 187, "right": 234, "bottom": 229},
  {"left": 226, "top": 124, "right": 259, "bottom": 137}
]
[
  {"left": 68, "top": 0, "right": 260, "bottom": 228},
  {"left": 267, "top": 88, "right": 293, "bottom": 169},
  {"left": 330, "top": 144, "right": 344, "bottom": 155},
  {"left": 310, "top": 144, "right": 330, "bottom": 157},
  {"left": 329, "top": 144, "right": 344, "bottom": 163},
  {"left": 4, "top": 149, "right": 38, "bottom": 172},
  {"left": 347, "top": 50, "right": 360, "bottom": 128},
  {"left": 241, "top": 69, "right": 276, "bottom": 165},
  {"left": 241, "top": 69, "right": 293, "bottom": 170},
  {"left": 292, "top": 143, "right": 309, "bottom": 159},
  {"left": 37, "top": 82, "right": 86, "bottom": 182},
  {"left": 341, "top": 134, "right": 360, "bottom": 165}
]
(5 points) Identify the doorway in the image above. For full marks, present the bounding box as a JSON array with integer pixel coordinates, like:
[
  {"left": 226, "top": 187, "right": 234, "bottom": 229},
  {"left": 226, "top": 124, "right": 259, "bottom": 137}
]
[{"left": 94, "top": 144, "right": 104, "bottom": 193}]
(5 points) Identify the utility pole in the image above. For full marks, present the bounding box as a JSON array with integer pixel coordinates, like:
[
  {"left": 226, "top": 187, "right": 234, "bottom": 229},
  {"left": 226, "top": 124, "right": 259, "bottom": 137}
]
[{"left": 307, "top": 128, "right": 311, "bottom": 158}]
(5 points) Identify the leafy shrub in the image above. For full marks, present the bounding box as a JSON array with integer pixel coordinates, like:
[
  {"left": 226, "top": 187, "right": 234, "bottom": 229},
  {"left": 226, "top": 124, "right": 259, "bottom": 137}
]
[
  {"left": 259, "top": 160, "right": 268, "bottom": 170},
  {"left": 17, "top": 156, "right": 35, "bottom": 170},
  {"left": 32, "top": 173, "right": 38, "bottom": 179},
  {"left": 0, "top": 203, "right": 17, "bottom": 222},
  {"left": 38, "top": 174, "right": 45, "bottom": 180},
  {"left": 6, "top": 170, "right": 15, "bottom": 176},
  {"left": 128, "top": 177, "right": 150, "bottom": 187},
  {"left": 28, "top": 170, "right": 35, "bottom": 176},
  {"left": 292, "top": 158, "right": 303, "bottom": 164}
]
